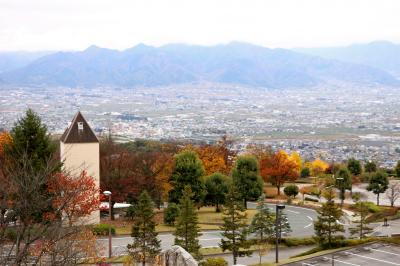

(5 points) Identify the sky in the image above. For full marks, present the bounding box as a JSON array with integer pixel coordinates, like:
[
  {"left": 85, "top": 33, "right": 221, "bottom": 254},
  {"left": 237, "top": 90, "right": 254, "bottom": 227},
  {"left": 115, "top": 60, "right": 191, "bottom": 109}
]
[{"left": 1, "top": 0, "right": 399, "bottom": 52}]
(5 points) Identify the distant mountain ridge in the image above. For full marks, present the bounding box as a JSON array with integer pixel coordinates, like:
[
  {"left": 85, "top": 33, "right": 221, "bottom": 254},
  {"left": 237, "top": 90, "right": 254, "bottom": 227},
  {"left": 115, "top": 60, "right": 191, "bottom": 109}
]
[
  {"left": 1, "top": 42, "right": 399, "bottom": 88},
  {"left": 295, "top": 41, "right": 400, "bottom": 78},
  {"left": 0, "top": 51, "right": 53, "bottom": 74}
]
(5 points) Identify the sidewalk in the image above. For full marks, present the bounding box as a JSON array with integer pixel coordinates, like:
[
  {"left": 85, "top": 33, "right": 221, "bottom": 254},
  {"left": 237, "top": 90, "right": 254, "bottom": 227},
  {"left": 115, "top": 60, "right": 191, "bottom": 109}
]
[{"left": 212, "top": 245, "right": 316, "bottom": 266}]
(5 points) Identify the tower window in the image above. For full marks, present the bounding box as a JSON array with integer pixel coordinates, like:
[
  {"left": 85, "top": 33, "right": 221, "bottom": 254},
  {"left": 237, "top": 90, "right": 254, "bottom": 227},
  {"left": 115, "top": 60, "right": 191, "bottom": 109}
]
[{"left": 78, "top": 122, "right": 84, "bottom": 131}]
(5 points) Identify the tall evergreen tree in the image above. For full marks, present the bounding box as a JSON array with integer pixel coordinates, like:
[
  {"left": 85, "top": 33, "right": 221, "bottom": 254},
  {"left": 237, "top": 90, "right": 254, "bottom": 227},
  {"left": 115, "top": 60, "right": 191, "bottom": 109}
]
[
  {"left": 367, "top": 171, "right": 389, "bottom": 205},
  {"left": 127, "top": 191, "right": 161, "bottom": 266},
  {"left": 314, "top": 188, "right": 344, "bottom": 248},
  {"left": 249, "top": 194, "right": 275, "bottom": 265},
  {"left": 168, "top": 150, "right": 205, "bottom": 205},
  {"left": 219, "top": 185, "right": 251, "bottom": 265},
  {"left": 5, "top": 109, "right": 60, "bottom": 223},
  {"left": 349, "top": 193, "right": 373, "bottom": 239},
  {"left": 7, "top": 109, "right": 58, "bottom": 171},
  {"left": 232, "top": 155, "right": 263, "bottom": 208},
  {"left": 174, "top": 186, "right": 202, "bottom": 259},
  {"left": 204, "top": 172, "right": 230, "bottom": 212}
]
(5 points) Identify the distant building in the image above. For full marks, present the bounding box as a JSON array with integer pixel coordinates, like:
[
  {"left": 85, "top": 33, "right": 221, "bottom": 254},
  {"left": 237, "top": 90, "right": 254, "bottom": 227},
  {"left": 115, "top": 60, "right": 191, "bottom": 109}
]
[{"left": 60, "top": 111, "right": 100, "bottom": 224}]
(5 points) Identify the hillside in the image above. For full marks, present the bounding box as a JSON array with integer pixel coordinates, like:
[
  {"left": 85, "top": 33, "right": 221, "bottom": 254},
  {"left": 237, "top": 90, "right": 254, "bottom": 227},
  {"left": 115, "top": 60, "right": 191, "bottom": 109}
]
[
  {"left": 295, "top": 41, "right": 400, "bottom": 78},
  {"left": 1, "top": 42, "right": 398, "bottom": 88}
]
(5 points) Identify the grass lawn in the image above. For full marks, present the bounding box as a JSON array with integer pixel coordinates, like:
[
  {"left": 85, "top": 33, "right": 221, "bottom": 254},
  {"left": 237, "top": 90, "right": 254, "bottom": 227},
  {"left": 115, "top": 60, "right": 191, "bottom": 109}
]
[{"left": 112, "top": 206, "right": 257, "bottom": 235}]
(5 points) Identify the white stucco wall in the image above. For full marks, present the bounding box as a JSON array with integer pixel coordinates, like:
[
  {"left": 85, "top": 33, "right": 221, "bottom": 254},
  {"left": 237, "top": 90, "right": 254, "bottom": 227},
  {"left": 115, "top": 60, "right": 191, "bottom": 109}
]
[{"left": 60, "top": 141, "right": 100, "bottom": 224}]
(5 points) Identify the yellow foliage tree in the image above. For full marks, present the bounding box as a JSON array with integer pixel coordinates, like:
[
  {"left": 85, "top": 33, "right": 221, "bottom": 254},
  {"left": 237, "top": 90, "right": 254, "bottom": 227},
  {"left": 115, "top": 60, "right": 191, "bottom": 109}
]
[
  {"left": 311, "top": 158, "right": 329, "bottom": 177},
  {"left": 289, "top": 151, "right": 302, "bottom": 171}
]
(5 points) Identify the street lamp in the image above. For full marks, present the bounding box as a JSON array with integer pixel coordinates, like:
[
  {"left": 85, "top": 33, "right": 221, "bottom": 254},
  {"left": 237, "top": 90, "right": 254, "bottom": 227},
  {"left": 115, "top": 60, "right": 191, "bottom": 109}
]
[
  {"left": 275, "top": 204, "right": 285, "bottom": 263},
  {"left": 336, "top": 176, "right": 344, "bottom": 207},
  {"left": 103, "top": 190, "right": 112, "bottom": 258}
]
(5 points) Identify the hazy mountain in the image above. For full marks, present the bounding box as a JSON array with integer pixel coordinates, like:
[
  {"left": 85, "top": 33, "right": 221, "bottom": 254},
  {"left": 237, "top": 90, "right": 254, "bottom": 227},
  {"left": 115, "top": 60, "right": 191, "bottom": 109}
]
[
  {"left": 295, "top": 41, "right": 400, "bottom": 77},
  {"left": 1, "top": 42, "right": 398, "bottom": 88},
  {"left": 0, "top": 51, "right": 53, "bottom": 73}
]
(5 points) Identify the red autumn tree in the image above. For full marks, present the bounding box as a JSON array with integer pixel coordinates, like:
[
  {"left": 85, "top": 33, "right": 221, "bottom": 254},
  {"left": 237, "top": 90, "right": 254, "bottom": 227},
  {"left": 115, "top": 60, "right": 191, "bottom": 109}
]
[
  {"left": 48, "top": 171, "right": 100, "bottom": 226},
  {"left": 260, "top": 150, "right": 299, "bottom": 195}
]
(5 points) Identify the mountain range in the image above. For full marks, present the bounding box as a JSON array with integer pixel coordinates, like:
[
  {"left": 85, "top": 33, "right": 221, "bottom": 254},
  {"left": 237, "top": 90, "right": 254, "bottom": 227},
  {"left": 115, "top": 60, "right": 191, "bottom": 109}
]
[{"left": 0, "top": 41, "right": 399, "bottom": 89}]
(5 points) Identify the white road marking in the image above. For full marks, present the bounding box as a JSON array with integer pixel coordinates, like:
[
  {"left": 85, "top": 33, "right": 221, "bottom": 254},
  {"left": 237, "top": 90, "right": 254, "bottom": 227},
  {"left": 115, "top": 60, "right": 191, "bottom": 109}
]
[
  {"left": 307, "top": 216, "right": 313, "bottom": 221},
  {"left": 286, "top": 209, "right": 300, "bottom": 214},
  {"left": 347, "top": 252, "right": 400, "bottom": 265},
  {"left": 323, "top": 256, "right": 361, "bottom": 266},
  {"left": 371, "top": 248, "right": 400, "bottom": 257},
  {"left": 304, "top": 223, "right": 313, "bottom": 228}
]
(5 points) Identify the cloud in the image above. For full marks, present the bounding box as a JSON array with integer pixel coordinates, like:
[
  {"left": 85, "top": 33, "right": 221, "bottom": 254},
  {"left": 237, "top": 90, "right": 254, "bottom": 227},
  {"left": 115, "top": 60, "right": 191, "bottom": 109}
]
[{"left": 0, "top": 0, "right": 399, "bottom": 51}]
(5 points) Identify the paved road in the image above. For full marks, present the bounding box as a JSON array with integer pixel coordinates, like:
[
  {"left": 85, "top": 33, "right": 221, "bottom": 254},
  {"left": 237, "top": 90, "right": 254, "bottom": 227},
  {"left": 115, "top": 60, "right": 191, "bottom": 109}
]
[{"left": 97, "top": 202, "right": 318, "bottom": 257}]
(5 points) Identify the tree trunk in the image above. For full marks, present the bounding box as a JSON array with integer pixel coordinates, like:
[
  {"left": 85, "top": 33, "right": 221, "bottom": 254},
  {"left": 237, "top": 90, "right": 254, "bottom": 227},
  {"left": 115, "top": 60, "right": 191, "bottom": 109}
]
[
  {"left": 377, "top": 193, "right": 380, "bottom": 206},
  {"left": 277, "top": 185, "right": 281, "bottom": 196},
  {"left": 244, "top": 198, "right": 247, "bottom": 209}
]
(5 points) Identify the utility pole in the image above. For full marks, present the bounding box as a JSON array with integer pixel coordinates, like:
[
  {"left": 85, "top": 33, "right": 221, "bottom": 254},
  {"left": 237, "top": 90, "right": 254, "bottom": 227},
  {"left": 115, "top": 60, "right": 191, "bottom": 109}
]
[{"left": 103, "top": 190, "right": 113, "bottom": 258}]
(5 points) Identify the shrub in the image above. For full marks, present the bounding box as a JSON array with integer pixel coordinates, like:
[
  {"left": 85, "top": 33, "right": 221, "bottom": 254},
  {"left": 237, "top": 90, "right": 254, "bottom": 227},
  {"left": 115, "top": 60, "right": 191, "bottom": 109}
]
[
  {"left": 92, "top": 224, "right": 116, "bottom": 236},
  {"left": 355, "top": 201, "right": 381, "bottom": 213},
  {"left": 284, "top": 184, "right": 299, "bottom": 198},
  {"left": 282, "top": 237, "right": 316, "bottom": 247},
  {"left": 366, "top": 207, "right": 398, "bottom": 223},
  {"left": 164, "top": 203, "right": 180, "bottom": 225},
  {"left": 200, "top": 257, "right": 228, "bottom": 266}
]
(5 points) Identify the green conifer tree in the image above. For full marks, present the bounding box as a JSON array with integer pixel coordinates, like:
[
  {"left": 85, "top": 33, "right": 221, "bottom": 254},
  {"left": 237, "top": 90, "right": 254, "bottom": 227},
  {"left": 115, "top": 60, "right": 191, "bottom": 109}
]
[
  {"left": 168, "top": 150, "right": 205, "bottom": 205},
  {"left": 127, "top": 191, "right": 161, "bottom": 266},
  {"left": 314, "top": 188, "right": 344, "bottom": 248},
  {"left": 7, "top": 109, "right": 58, "bottom": 171},
  {"left": 349, "top": 193, "right": 373, "bottom": 239},
  {"left": 219, "top": 185, "right": 251, "bottom": 265},
  {"left": 232, "top": 155, "right": 263, "bottom": 208},
  {"left": 174, "top": 186, "right": 202, "bottom": 259},
  {"left": 250, "top": 194, "right": 275, "bottom": 264}
]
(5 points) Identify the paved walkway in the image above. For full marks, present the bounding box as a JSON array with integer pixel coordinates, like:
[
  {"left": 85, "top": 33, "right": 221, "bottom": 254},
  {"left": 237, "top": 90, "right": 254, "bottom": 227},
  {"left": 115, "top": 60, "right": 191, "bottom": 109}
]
[{"left": 214, "top": 245, "right": 316, "bottom": 265}]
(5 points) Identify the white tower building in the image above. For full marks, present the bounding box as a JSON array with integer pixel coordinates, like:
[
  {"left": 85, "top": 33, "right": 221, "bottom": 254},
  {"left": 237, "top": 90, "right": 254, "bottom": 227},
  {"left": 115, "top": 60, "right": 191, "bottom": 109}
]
[{"left": 60, "top": 111, "right": 100, "bottom": 224}]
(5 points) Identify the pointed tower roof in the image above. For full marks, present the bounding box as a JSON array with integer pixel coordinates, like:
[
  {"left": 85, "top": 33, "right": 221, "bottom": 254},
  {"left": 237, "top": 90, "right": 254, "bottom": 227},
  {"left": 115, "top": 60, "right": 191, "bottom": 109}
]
[{"left": 60, "top": 111, "right": 99, "bottom": 143}]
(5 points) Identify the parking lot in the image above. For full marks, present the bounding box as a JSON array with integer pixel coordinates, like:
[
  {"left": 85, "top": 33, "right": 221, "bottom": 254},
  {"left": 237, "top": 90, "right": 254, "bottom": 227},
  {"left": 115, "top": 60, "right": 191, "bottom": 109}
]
[{"left": 284, "top": 242, "right": 400, "bottom": 266}]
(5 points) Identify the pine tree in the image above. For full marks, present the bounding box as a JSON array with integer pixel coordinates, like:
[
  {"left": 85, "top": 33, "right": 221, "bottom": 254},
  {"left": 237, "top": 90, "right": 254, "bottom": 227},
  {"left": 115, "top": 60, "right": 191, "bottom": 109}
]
[
  {"left": 219, "top": 185, "right": 251, "bottom": 265},
  {"left": 314, "top": 188, "right": 344, "bottom": 248},
  {"left": 349, "top": 193, "right": 373, "bottom": 239},
  {"left": 250, "top": 194, "right": 275, "bottom": 265},
  {"left": 278, "top": 212, "right": 292, "bottom": 238},
  {"left": 174, "top": 186, "right": 202, "bottom": 259},
  {"left": 232, "top": 155, "right": 264, "bottom": 208},
  {"left": 7, "top": 109, "right": 58, "bottom": 171},
  {"left": 127, "top": 191, "right": 161, "bottom": 266},
  {"left": 168, "top": 151, "right": 205, "bottom": 205}
]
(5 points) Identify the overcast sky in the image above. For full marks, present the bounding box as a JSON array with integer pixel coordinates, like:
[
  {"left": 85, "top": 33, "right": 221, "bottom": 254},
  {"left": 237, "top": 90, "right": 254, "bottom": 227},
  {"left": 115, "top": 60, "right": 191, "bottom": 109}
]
[{"left": 1, "top": 0, "right": 399, "bottom": 51}]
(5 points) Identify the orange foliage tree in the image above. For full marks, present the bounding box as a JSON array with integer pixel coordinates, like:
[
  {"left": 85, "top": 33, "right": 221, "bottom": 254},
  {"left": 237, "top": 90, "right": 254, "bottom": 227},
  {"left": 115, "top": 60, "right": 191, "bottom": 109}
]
[
  {"left": 260, "top": 150, "right": 300, "bottom": 195},
  {"left": 184, "top": 136, "right": 236, "bottom": 176}
]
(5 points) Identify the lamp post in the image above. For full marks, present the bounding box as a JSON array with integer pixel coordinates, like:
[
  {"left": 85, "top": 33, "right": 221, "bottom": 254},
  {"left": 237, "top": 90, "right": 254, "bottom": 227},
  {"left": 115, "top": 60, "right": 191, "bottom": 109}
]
[
  {"left": 103, "top": 190, "right": 112, "bottom": 258},
  {"left": 275, "top": 204, "right": 285, "bottom": 263},
  {"left": 336, "top": 176, "right": 344, "bottom": 207}
]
